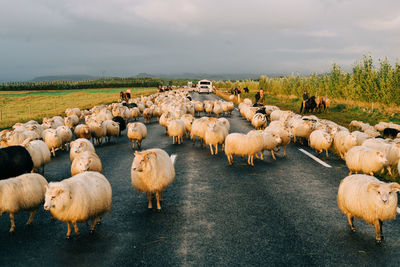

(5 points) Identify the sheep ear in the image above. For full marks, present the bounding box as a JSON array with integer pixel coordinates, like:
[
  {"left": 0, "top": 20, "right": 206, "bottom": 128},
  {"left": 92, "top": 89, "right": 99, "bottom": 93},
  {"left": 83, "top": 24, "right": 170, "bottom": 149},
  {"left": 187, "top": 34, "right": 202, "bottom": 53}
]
[
  {"left": 390, "top": 183, "right": 400, "bottom": 192},
  {"left": 368, "top": 182, "right": 380, "bottom": 192},
  {"left": 56, "top": 188, "right": 63, "bottom": 195}
]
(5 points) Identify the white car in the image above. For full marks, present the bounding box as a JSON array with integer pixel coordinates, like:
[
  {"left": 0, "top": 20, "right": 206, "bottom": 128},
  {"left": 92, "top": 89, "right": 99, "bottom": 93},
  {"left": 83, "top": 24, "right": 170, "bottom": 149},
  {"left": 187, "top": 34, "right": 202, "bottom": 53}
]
[{"left": 198, "top": 85, "right": 211, "bottom": 94}]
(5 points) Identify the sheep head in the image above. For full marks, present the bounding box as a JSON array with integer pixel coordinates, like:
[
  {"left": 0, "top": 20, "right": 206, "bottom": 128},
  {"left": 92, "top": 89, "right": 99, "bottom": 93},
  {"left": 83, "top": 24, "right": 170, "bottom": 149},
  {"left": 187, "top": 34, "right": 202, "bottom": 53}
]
[
  {"left": 44, "top": 184, "right": 71, "bottom": 211},
  {"left": 132, "top": 151, "right": 157, "bottom": 172},
  {"left": 368, "top": 181, "right": 400, "bottom": 205}
]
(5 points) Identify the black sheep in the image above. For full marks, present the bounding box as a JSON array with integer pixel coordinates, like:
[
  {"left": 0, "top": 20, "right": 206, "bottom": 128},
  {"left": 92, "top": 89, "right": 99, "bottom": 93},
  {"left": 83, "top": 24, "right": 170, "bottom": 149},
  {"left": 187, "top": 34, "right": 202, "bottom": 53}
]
[
  {"left": 383, "top": 128, "right": 400, "bottom": 139},
  {"left": 112, "top": 116, "right": 127, "bottom": 136},
  {"left": 0, "top": 146, "right": 33, "bottom": 180}
]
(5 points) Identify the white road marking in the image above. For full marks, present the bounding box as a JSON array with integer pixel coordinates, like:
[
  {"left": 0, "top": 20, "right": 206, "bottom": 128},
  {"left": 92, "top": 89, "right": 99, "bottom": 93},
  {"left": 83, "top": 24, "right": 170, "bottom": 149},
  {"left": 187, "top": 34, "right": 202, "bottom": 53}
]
[
  {"left": 170, "top": 154, "right": 177, "bottom": 165},
  {"left": 298, "top": 148, "right": 332, "bottom": 168},
  {"left": 397, "top": 207, "right": 400, "bottom": 214}
]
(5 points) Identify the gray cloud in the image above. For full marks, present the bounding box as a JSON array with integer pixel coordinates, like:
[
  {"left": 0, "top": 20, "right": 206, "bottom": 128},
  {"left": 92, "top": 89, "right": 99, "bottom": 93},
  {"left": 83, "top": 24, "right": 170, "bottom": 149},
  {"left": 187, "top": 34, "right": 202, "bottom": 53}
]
[{"left": 1, "top": 0, "right": 399, "bottom": 81}]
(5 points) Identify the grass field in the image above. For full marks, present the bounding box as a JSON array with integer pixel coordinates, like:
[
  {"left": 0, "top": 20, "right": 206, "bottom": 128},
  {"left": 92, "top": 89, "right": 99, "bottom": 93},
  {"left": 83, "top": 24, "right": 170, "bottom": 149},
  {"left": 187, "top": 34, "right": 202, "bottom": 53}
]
[
  {"left": 216, "top": 89, "right": 400, "bottom": 128},
  {"left": 0, "top": 87, "right": 157, "bottom": 129}
]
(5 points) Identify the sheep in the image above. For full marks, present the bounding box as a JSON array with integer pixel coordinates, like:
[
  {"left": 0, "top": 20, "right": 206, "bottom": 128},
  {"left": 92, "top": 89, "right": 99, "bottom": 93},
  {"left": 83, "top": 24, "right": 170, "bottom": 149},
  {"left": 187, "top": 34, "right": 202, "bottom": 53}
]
[
  {"left": 213, "top": 103, "right": 223, "bottom": 117},
  {"left": 71, "top": 151, "right": 103, "bottom": 176},
  {"left": 22, "top": 140, "right": 51, "bottom": 174},
  {"left": 65, "top": 108, "right": 81, "bottom": 118},
  {"left": 112, "top": 116, "right": 126, "bottom": 136},
  {"left": 74, "top": 124, "right": 91, "bottom": 140},
  {"left": 127, "top": 122, "right": 147, "bottom": 149},
  {"left": 204, "top": 103, "right": 213, "bottom": 115},
  {"left": 251, "top": 113, "right": 267, "bottom": 129},
  {"left": 4, "top": 131, "right": 27, "bottom": 146},
  {"left": 131, "top": 107, "right": 140, "bottom": 121},
  {"left": 0, "top": 173, "right": 48, "bottom": 233},
  {"left": 351, "top": 131, "right": 370, "bottom": 146},
  {"left": 0, "top": 146, "right": 34, "bottom": 179},
  {"left": 159, "top": 112, "right": 174, "bottom": 134},
  {"left": 221, "top": 101, "right": 235, "bottom": 115},
  {"left": 291, "top": 119, "right": 315, "bottom": 143},
  {"left": 167, "top": 119, "right": 186, "bottom": 144},
  {"left": 333, "top": 130, "right": 357, "bottom": 159},
  {"left": 43, "top": 129, "right": 63, "bottom": 157},
  {"left": 337, "top": 174, "right": 400, "bottom": 243},
  {"left": 88, "top": 120, "right": 107, "bottom": 146},
  {"left": 64, "top": 115, "right": 80, "bottom": 128},
  {"left": 204, "top": 121, "right": 228, "bottom": 155},
  {"left": 191, "top": 117, "right": 215, "bottom": 147},
  {"left": 309, "top": 130, "right": 333, "bottom": 157},
  {"left": 181, "top": 114, "right": 194, "bottom": 138},
  {"left": 143, "top": 108, "right": 153, "bottom": 124},
  {"left": 44, "top": 171, "right": 112, "bottom": 238},
  {"left": 194, "top": 101, "right": 204, "bottom": 116},
  {"left": 56, "top": 126, "right": 73, "bottom": 151},
  {"left": 362, "top": 138, "right": 400, "bottom": 175},
  {"left": 224, "top": 132, "right": 264, "bottom": 166},
  {"left": 264, "top": 122, "right": 292, "bottom": 157},
  {"left": 69, "top": 138, "right": 96, "bottom": 162},
  {"left": 345, "top": 146, "right": 388, "bottom": 176},
  {"left": 243, "top": 98, "right": 252, "bottom": 105},
  {"left": 131, "top": 149, "right": 176, "bottom": 211},
  {"left": 103, "top": 120, "right": 120, "bottom": 143}
]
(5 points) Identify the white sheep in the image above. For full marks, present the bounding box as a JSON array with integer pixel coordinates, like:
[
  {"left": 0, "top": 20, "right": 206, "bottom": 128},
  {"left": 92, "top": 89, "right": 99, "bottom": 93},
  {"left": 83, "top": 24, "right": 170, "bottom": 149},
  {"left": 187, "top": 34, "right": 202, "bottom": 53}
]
[
  {"left": 74, "top": 124, "right": 91, "bottom": 140},
  {"left": 22, "top": 140, "right": 51, "bottom": 174},
  {"left": 191, "top": 117, "right": 216, "bottom": 147},
  {"left": 69, "top": 138, "right": 96, "bottom": 162},
  {"left": 131, "top": 149, "right": 176, "bottom": 210},
  {"left": 362, "top": 138, "right": 400, "bottom": 175},
  {"left": 333, "top": 130, "right": 357, "bottom": 159},
  {"left": 291, "top": 119, "right": 315, "bottom": 143},
  {"left": 103, "top": 120, "right": 120, "bottom": 144},
  {"left": 345, "top": 146, "right": 388, "bottom": 176},
  {"left": 204, "top": 121, "right": 228, "bottom": 155},
  {"left": 204, "top": 102, "right": 213, "bottom": 115},
  {"left": 131, "top": 107, "right": 140, "bottom": 121},
  {"left": 180, "top": 114, "right": 194, "bottom": 138},
  {"left": 71, "top": 151, "right": 103, "bottom": 176},
  {"left": 221, "top": 101, "right": 235, "bottom": 115},
  {"left": 248, "top": 130, "right": 281, "bottom": 160},
  {"left": 224, "top": 132, "right": 264, "bottom": 166},
  {"left": 309, "top": 130, "right": 333, "bottom": 157},
  {"left": 43, "top": 129, "right": 63, "bottom": 157},
  {"left": 251, "top": 113, "right": 267, "bottom": 129},
  {"left": 337, "top": 174, "right": 400, "bottom": 243},
  {"left": 44, "top": 171, "right": 112, "bottom": 238},
  {"left": 127, "top": 122, "right": 147, "bottom": 149},
  {"left": 64, "top": 115, "right": 80, "bottom": 128},
  {"left": 0, "top": 173, "right": 48, "bottom": 232},
  {"left": 167, "top": 119, "right": 186, "bottom": 144},
  {"left": 213, "top": 103, "right": 223, "bottom": 117},
  {"left": 264, "top": 122, "right": 292, "bottom": 157},
  {"left": 56, "top": 126, "right": 73, "bottom": 151},
  {"left": 351, "top": 131, "right": 370, "bottom": 146},
  {"left": 143, "top": 108, "right": 153, "bottom": 124},
  {"left": 88, "top": 120, "right": 107, "bottom": 145}
]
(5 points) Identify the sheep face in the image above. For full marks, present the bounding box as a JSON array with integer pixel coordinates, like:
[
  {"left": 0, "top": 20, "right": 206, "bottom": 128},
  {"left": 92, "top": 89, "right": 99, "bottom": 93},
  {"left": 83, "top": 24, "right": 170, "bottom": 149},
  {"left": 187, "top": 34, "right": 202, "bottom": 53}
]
[
  {"left": 368, "top": 182, "right": 400, "bottom": 205},
  {"left": 376, "top": 151, "right": 389, "bottom": 166},
  {"left": 44, "top": 185, "right": 70, "bottom": 211},
  {"left": 131, "top": 151, "right": 157, "bottom": 172}
]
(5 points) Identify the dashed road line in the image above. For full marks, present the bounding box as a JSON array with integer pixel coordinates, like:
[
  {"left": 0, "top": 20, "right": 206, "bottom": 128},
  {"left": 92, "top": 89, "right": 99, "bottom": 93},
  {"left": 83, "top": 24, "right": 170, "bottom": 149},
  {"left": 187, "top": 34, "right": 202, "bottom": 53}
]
[{"left": 298, "top": 148, "right": 332, "bottom": 168}]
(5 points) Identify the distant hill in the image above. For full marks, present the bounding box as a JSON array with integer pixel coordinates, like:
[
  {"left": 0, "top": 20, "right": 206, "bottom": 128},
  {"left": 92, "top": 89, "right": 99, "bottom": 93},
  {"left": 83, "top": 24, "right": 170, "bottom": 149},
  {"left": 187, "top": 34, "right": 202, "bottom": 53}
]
[
  {"left": 31, "top": 74, "right": 99, "bottom": 82},
  {"left": 155, "top": 73, "right": 264, "bottom": 80}
]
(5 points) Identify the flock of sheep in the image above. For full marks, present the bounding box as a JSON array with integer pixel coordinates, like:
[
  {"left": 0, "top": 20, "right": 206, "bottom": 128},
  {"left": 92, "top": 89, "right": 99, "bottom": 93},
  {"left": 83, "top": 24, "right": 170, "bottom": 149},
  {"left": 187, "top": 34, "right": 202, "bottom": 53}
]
[{"left": 1, "top": 87, "right": 400, "bottom": 243}]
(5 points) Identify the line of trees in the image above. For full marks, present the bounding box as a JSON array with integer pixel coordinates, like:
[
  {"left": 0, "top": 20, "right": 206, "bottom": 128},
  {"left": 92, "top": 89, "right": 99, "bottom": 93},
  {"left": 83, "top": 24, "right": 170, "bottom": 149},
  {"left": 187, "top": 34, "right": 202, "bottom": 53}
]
[
  {"left": 0, "top": 77, "right": 193, "bottom": 91},
  {"left": 215, "top": 55, "right": 400, "bottom": 105}
]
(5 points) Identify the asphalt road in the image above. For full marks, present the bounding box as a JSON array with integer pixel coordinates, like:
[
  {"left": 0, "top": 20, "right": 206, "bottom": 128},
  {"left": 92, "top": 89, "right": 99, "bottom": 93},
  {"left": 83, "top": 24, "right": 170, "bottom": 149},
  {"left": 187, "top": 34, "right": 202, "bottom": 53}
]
[{"left": 1, "top": 93, "right": 400, "bottom": 266}]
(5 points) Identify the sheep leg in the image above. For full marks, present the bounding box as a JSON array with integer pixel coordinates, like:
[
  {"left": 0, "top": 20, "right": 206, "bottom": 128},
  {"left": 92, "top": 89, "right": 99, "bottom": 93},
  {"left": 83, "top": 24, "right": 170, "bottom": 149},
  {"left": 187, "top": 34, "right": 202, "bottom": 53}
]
[
  {"left": 293, "top": 136, "right": 297, "bottom": 143},
  {"left": 227, "top": 154, "right": 232, "bottom": 165},
  {"left": 370, "top": 172, "right": 374, "bottom": 176},
  {"left": 89, "top": 217, "right": 99, "bottom": 234},
  {"left": 66, "top": 222, "right": 72, "bottom": 239},
  {"left": 222, "top": 143, "right": 225, "bottom": 150},
  {"left": 374, "top": 219, "right": 383, "bottom": 243},
  {"left": 348, "top": 170, "right": 352, "bottom": 176},
  {"left": 26, "top": 210, "right": 36, "bottom": 225},
  {"left": 387, "top": 166, "right": 392, "bottom": 176},
  {"left": 209, "top": 144, "right": 214, "bottom": 155},
  {"left": 147, "top": 192, "right": 153, "bottom": 209},
  {"left": 52, "top": 147, "right": 55, "bottom": 157},
  {"left": 346, "top": 214, "right": 356, "bottom": 232},
  {"left": 215, "top": 144, "right": 218, "bottom": 155},
  {"left": 72, "top": 221, "right": 80, "bottom": 236},
  {"left": 271, "top": 150, "right": 276, "bottom": 160},
  {"left": 283, "top": 145, "right": 287, "bottom": 157},
  {"left": 66, "top": 143, "right": 69, "bottom": 151},
  {"left": 379, "top": 219, "right": 384, "bottom": 240},
  {"left": 138, "top": 140, "right": 142, "bottom": 149},
  {"left": 251, "top": 155, "right": 254, "bottom": 166},
  {"left": 156, "top": 191, "right": 161, "bottom": 211},
  {"left": 9, "top": 213, "right": 15, "bottom": 233},
  {"left": 173, "top": 136, "right": 175, "bottom": 144},
  {"left": 325, "top": 149, "right": 329, "bottom": 157}
]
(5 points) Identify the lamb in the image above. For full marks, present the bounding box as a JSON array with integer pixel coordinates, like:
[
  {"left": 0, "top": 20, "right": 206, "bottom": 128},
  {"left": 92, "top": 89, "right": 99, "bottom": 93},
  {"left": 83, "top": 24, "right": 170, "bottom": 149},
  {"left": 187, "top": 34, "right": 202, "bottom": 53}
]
[
  {"left": 103, "top": 120, "right": 120, "bottom": 143},
  {"left": 224, "top": 132, "right": 264, "bottom": 166},
  {"left": 71, "top": 151, "right": 103, "bottom": 176},
  {"left": 131, "top": 149, "right": 176, "bottom": 211},
  {"left": 167, "top": 119, "right": 186, "bottom": 144},
  {"left": 0, "top": 173, "right": 48, "bottom": 233},
  {"left": 43, "top": 129, "right": 63, "bottom": 156},
  {"left": 333, "top": 130, "right": 357, "bottom": 159},
  {"left": 309, "top": 130, "right": 333, "bottom": 157},
  {"left": 22, "top": 140, "right": 51, "bottom": 174},
  {"left": 345, "top": 146, "right": 388, "bottom": 176},
  {"left": 204, "top": 121, "right": 228, "bottom": 155},
  {"left": 127, "top": 122, "right": 147, "bottom": 149},
  {"left": 74, "top": 124, "right": 91, "bottom": 140},
  {"left": 44, "top": 171, "right": 112, "bottom": 238},
  {"left": 0, "top": 146, "right": 34, "bottom": 179},
  {"left": 69, "top": 138, "right": 96, "bottom": 162},
  {"left": 337, "top": 174, "right": 400, "bottom": 243},
  {"left": 251, "top": 113, "right": 267, "bottom": 129},
  {"left": 56, "top": 126, "right": 73, "bottom": 151}
]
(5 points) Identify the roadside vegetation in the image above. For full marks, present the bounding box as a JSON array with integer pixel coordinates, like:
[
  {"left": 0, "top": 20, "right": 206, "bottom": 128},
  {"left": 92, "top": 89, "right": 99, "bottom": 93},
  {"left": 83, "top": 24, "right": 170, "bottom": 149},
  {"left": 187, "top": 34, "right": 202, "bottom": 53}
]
[{"left": 0, "top": 88, "right": 157, "bottom": 129}]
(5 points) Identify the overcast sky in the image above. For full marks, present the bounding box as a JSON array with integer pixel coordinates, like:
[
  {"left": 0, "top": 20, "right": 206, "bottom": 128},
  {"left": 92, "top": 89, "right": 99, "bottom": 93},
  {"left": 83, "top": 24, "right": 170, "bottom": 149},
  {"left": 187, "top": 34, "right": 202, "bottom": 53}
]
[{"left": 1, "top": 0, "right": 400, "bottom": 81}]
